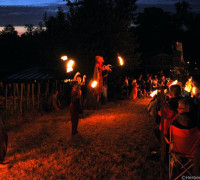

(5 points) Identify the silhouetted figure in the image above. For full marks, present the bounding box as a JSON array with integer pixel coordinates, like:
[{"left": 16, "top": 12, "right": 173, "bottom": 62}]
[
  {"left": 129, "top": 79, "right": 138, "bottom": 100},
  {"left": 47, "top": 90, "right": 61, "bottom": 112},
  {"left": 70, "top": 82, "right": 83, "bottom": 135}
]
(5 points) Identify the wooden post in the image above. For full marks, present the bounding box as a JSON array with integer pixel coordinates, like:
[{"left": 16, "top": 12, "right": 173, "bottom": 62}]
[
  {"left": 5, "top": 84, "right": 8, "bottom": 117},
  {"left": 37, "top": 82, "right": 40, "bottom": 109},
  {"left": 27, "top": 84, "right": 30, "bottom": 111},
  {"left": 32, "top": 83, "right": 34, "bottom": 110},
  {"left": 52, "top": 81, "right": 55, "bottom": 94},
  {"left": 13, "top": 83, "right": 16, "bottom": 113},
  {"left": 16, "top": 83, "right": 19, "bottom": 110},
  {"left": 20, "top": 83, "right": 24, "bottom": 114},
  {"left": 45, "top": 81, "right": 49, "bottom": 104},
  {"left": 160, "top": 86, "right": 166, "bottom": 179},
  {"left": 16, "top": 83, "right": 19, "bottom": 97}
]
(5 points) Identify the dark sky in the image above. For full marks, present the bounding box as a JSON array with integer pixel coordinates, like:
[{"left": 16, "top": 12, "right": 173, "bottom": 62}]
[{"left": 0, "top": 0, "right": 200, "bottom": 27}]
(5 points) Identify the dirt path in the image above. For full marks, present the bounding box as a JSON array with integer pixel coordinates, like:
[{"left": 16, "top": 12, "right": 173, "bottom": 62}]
[{"left": 0, "top": 98, "right": 165, "bottom": 180}]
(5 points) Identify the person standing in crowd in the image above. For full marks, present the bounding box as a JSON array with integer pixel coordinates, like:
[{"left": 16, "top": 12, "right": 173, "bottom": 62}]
[
  {"left": 146, "top": 76, "right": 152, "bottom": 97},
  {"left": 129, "top": 79, "right": 138, "bottom": 100},
  {"left": 69, "top": 81, "right": 83, "bottom": 135},
  {"left": 0, "top": 118, "right": 8, "bottom": 167},
  {"left": 128, "top": 77, "right": 132, "bottom": 96},
  {"left": 158, "top": 75, "right": 166, "bottom": 87},
  {"left": 121, "top": 76, "right": 129, "bottom": 97},
  {"left": 152, "top": 75, "right": 158, "bottom": 89},
  {"left": 138, "top": 74, "right": 144, "bottom": 96}
]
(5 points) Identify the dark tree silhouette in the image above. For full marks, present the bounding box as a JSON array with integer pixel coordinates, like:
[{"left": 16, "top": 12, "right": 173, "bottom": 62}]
[
  {"left": 64, "top": 0, "right": 140, "bottom": 76},
  {"left": 135, "top": 7, "right": 175, "bottom": 71},
  {"left": 0, "top": 24, "right": 18, "bottom": 36}
]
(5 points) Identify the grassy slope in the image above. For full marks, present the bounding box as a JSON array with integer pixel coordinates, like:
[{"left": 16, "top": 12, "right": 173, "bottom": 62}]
[{"left": 0, "top": 98, "right": 167, "bottom": 180}]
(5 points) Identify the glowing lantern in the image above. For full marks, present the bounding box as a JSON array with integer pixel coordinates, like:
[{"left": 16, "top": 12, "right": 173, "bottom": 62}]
[
  {"left": 91, "top": 81, "right": 97, "bottom": 88},
  {"left": 169, "top": 80, "right": 178, "bottom": 87},
  {"left": 61, "top": 56, "right": 68, "bottom": 61},
  {"left": 67, "top": 60, "right": 75, "bottom": 73},
  {"left": 150, "top": 90, "right": 158, "bottom": 97},
  {"left": 118, "top": 56, "right": 124, "bottom": 66}
]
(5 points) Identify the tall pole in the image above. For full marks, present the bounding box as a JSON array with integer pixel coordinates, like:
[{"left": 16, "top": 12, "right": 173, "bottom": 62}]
[
  {"left": 5, "top": 84, "right": 8, "bottom": 118},
  {"left": 13, "top": 83, "right": 16, "bottom": 113}
]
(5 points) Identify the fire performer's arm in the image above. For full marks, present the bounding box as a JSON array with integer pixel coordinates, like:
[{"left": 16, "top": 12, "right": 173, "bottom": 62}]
[
  {"left": 102, "top": 64, "right": 112, "bottom": 72},
  {"left": 82, "top": 75, "right": 86, "bottom": 85}
]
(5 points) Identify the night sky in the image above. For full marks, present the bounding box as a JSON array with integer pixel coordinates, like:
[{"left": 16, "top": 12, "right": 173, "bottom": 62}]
[{"left": 0, "top": 0, "right": 200, "bottom": 34}]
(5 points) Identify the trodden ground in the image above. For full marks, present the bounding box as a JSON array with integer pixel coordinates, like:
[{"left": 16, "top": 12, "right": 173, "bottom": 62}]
[{"left": 0, "top": 98, "right": 168, "bottom": 180}]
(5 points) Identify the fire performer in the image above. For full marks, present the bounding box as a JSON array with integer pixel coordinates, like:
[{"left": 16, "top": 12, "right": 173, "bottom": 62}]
[
  {"left": 69, "top": 81, "right": 83, "bottom": 135},
  {"left": 73, "top": 72, "right": 87, "bottom": 107},
  {"left": 93, "top": 56, "right": 112, "bottom": 103}
]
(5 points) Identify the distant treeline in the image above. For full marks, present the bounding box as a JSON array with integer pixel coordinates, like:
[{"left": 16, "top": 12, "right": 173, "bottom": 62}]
[{"left": 0, "top": 0, "right": 200, "bottom": 79}]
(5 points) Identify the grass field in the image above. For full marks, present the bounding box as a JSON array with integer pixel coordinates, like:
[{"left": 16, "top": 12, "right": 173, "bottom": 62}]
[{"left": 0, "top": 98, "right": 168, "bottom": 180}]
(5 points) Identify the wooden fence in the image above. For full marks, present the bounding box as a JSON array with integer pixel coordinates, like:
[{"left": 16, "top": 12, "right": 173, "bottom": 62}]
[{"left": 0, "top": 80, "right": 71, "bottom": 119}]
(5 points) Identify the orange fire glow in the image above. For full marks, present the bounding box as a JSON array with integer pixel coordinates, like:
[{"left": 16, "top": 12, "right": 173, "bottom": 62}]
[
  {"left": 150, "top": 90, "right": 158, "bottom": 97},
  {"left": 67, "top": 60, "right": 74, "bottom": 73},
  {"left": 91, "top": 81, "right": 97, "bottom": 88},
  {"left": 118, "top": 56, "right": 124, "bottom": 66},
  {"left": 61, "top": 56, "right": 68, "bottom": 61},
  {"left": 169, "top": 80, "right": 178, "bottom": 87},
  {"left": 192, "top": 87, "right": 196, "bottom": 95},
  {"left": 184, "top": 84, "right": 192, "bottom": 93}
]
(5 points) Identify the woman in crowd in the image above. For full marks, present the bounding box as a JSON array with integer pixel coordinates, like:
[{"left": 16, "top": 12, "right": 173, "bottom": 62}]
[{"left": 129, "top": 79, "right": 138, "bottom": 100}]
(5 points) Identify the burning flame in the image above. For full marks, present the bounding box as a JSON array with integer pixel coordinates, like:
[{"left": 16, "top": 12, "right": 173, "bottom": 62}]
[
  {"left": 91, "top": 81, "right": 97, "bottom": 88},
  {"left": 169, "top": 80, "right": 178, "bottom": 87},
  {"left": 118, "top": 56, "right": 124, "bottom": 66},
  {"left": 67, "top": 60, "right": 74, "bottom": 73},
  {"left": 150, "top": 90, "right": 158, "bottom": 97},
  {"left": 192, "top": 87, "right": 196, "bottom": 95},
  {"left": 61, "top": 56, "right": 68, "bottom": 61},
  {"left": 184, "top": 84, "right": 192, "bottom": 93}
]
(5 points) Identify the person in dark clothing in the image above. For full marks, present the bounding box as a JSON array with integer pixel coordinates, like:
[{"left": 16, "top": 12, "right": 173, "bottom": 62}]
[
  {"left": 154, "top": 84, "right": 181, "bottom": 140},
  {"left": 146, "top": 76, "right": 152, "bottom": 96},
  {"left": 172, "top": 98, "right": 197, "bottom": 129},
  {"left": 69, "top": 82, "right": 83, "bottom": 135},
  {"left": 0, "top": 118, "right": 8, "bottom": 166},
  {"left": 171, "top": 98, "right": 200, "bottom": 175}
]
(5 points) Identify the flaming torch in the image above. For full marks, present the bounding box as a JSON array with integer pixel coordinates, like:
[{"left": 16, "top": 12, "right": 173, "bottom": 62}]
[
  {"left": 118, "top": 56, "right": 124, "bottom": 66},
  {"left": 61, "top": 55, "right": 68, "bottom": 61},
  {"left": 66, "top": 59, "right": 75, "bottom": 73},
  {"left": 169, "top": 80, "right": 178, "bottom": 87},
  {"left": 91, "top": 80, "right": 98, "bottom": 88},
  {"left": 150, "top": 90, "right": 158, "bottom": 97}
]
